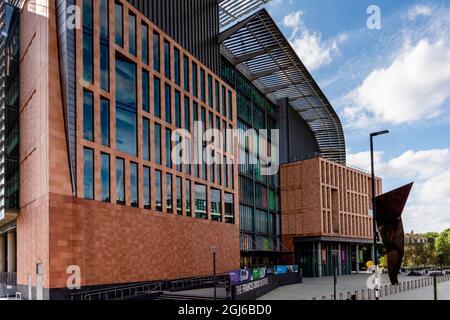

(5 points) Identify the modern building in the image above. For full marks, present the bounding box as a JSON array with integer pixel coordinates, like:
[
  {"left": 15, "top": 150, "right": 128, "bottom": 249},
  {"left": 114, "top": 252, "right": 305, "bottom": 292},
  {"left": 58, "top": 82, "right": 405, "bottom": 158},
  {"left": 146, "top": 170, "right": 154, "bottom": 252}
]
[
  {"left": 405, "top": 231, "right": 431, "bottom": 245},
  {"left": 280, "top": 157, "right": 382, "bottom": 277},
  {"left": 0, "top": 0, "right": 367, "bottom": 299}
]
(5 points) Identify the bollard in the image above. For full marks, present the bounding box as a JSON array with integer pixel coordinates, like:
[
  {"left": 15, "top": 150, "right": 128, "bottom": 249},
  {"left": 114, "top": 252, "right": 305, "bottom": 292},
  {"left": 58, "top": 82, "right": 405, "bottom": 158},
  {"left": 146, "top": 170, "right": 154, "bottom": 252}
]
[
  {"left": 407, "top": 281, "right": 410, "bottom": 290},
  {"left": 340, "top": 293, "right": 344, "bottom": 300},
  {"left": 322, "top": 296, "right": 326, "bottom": 300},
  {"left": 390, "top": 285, "right": 393, "bottom": 295},
  {"left": 361, "top": 289, "right": 365, "bottom": 300},
  {"left": 368, "top": 289, "right": 372, "bottom": 300},
  {"left": 399, "top": 283, "right": 402, "bottom": 293},
  {"left": 403, "top": 282, "right": 406, "bottom": 291}
]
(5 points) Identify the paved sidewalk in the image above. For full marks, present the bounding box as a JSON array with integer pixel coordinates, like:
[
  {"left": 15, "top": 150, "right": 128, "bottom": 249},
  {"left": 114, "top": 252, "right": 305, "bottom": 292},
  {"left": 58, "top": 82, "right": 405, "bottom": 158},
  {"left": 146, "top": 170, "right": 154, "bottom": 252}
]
[{"left": 258, "top": 274, "right": 428, "bottom": 300}]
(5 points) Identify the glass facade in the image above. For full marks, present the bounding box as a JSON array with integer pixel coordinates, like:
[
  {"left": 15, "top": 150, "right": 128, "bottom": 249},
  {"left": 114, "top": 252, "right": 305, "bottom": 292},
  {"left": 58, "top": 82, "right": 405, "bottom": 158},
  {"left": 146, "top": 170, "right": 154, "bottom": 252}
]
[
  {"left": 153, "top": 32, "right": 160, "bottom": 72},
  {"left": 128, "top": 13, "right": 136, "bottom": 56},
  {"left": 130, "top": 162, "right": 138, "bottom": 207},
  {"left": 143, "top": 166, "right": 151, "bottom": 209},
  {"left": 100, "top": 99, "right": 109, "bottom": 146},
  {"left": 83, "top": 148, "right": 94, "bottom": 200},
  {"left": 195, "top": 184, "right": 207, "bottom": 220},
  {"left": 141, "top": 23, "right": 149, "bottom": 64},
  {"left": 176, "top": 176, "right": 182, "bottom": 215},
  {"left": 100, "top": 0, "right": 109, "bottom": 91},
  {"left": 164, "top": 41, "right": 171, "bottom": 79},
  {"left": 166, "top": 173, "right": 173, "bottom": 213},
  {"left": 211, "top": 188, "right": 222, "bottom": 222},
  {"left": 83, "top": 0, "right": 93, "bottom": 83},
  {"left": 73, "top": 3, "right": 237, "bottom": 230},
  {"left": 154, "top": 77, "right": 161, "bottom": 117},
  {"left": 142, "top": 70, "right": 149, "bottom": 112},
  {"left": 143, "top": 117, "right": 150, "bottom": 161},
  {"left": 221, "top": 57, "right": 281, "bottom": 263},
  {"left": 83, "top": 90, "right": 94, "bottom": 141},
  {"left": 155, "top": 170, "right": 162, "bottom": 211},
  {"left": 116, "top": 59, "right": 137, "bottom": 156},
  {"left": 115, "top": 3, "right": 123, "bottom": 46},
  {"left": 101, "top": 153, "right": 110, "bottom": 202},
  {"left": 116, "top": 158, "right": 125, "bottom": 205}
]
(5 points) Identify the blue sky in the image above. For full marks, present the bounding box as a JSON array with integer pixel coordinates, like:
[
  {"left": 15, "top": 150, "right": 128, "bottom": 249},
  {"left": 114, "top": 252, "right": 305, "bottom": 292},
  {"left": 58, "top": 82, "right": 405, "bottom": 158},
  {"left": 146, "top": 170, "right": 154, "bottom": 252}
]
[{"left": 266, "top": 0, "right": 450, "bottom": 233}]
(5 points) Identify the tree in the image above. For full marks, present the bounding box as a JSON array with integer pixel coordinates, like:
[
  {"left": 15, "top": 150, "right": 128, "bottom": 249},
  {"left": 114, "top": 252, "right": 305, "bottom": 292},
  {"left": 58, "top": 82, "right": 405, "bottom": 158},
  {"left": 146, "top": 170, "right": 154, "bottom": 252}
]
[{"left": 435, "top": 229, "right": 450, "bottom": 267}]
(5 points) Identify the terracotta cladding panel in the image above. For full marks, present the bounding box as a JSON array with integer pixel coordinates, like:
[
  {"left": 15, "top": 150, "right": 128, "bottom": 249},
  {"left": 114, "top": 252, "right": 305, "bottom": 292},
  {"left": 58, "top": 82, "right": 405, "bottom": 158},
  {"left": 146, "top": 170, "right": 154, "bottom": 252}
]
[
  {"left": 281, "top": 157, "right": 381, "bottom": 240},
  {"left": 47, "top": 193, "right": 240, "bottom": 288}
]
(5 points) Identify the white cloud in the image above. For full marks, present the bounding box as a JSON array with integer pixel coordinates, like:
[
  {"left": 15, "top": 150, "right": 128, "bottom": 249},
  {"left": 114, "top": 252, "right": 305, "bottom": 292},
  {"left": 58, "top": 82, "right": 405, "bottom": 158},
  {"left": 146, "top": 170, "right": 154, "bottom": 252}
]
[
  {"left": 344, "top": 39, "right": 450, "bottom": 128},
  {"left": 283, "top": 11, "right": 347, "bottom": 71},
  {"left": 347, "top": 149, "right": 450, "bottom": 233},
  {"left": 408, "top": 5, "right": 433, "bottom": 20}
]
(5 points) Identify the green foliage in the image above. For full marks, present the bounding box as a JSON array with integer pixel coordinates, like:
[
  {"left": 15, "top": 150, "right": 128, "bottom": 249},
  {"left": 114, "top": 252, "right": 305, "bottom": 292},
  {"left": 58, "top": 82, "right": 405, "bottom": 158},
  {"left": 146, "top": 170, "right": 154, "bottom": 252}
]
[{"left": 403, "top": 229, "right": 450, "bottom": 268}]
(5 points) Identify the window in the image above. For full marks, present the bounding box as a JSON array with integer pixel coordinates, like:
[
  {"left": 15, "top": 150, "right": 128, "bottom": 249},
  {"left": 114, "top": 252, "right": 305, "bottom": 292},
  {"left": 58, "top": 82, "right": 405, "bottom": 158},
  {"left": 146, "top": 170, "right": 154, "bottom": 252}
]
[
  {"left": 100, "top": 98, "right": 109, "bottom": 146},
  {"left": 101, "top": 153, "right": 110, "bottom": 202},
  {"left": 195, "top": 184, "right": 207, "bottom": 219},
  {"left": 164, "top": 41, "right": 171, "bottom": 79},
  {"left": 83, "top": 0, "right": 93, "bottom": 83},
  {"left": 184, "top": 138, "right": 191, "bottom": 175},
  {"left": 100, "top": 0, "right": 109, "bottom": 91},
  {"left": 200, "top": 69, "right": 206, "bottom": 102},
  {"left": 222, "top": 85, "right": 226, "bottom": 116},
  {"left": 223, "top": 155, "right": 228, "bottom": 187},
  {"left": 174, "top": 48, "right": 180, "bottom": 85},
  {"left": 176, "top": 177, "right": 182, "bottom": 215},
  {"left": 165, "top": 84, "right": 171, "bottom": 123},
  {"left": 193, "top": 103, "right": 199, "bottom": 178},
  {"left": 208, "top": 75, "right": 213, "bottom": 106},
  {"left": 116, "top": 59, "right": 137, "bottom": 156},
  {"left": 142, "top": 70, "right": 149, "bottom": 112},
  {"left": 116, "top": 158, "right": 125, "bottom": 205},
  {"left": 128, "top": 13, "right": 136, "bottom": 56},
  {"left": 228, "top": 91, "right": 233, "bottom": 120},
  {"left": 211, "top": 188, "right": 222, "bottom": 222},
  {"left": 166, "top": 173, "right": 173, "bottom": 213},
  {"left": 201, "top": 108, "right": 206, "bottom": 180},
  {"left": 154, "top": 123, "right": 161, "bottom": 164},
  {"left": 165, "top": 128, "right": 172, "bottom": 168},
  {"left": 143, "top": 166, "right": 151, "bottom": 209},
  {"left": 192, "top": 62, "right": 198, "bottom": 97},
  {"left": 186, "top": 179, "right": 191, "bottom": 216},
  {"left": 130, "top": 162, "right": 138, "bottom": 207},
  {"left": 141, "top": 23, "right": 149, "bottom": 64},
  {"left": 143, "top": 117, "right": 150, "bottom": 161},
  {"left": 175, "top": 90, "right": 181, "bottom": 128},
  {"left": 184, "top": 96, "right": 190, "bottom": 130},
  {"left": 183, "top": 55, "right": 189, "bottom": 92},
  {"left": 215, "top": 80, "right": 220, "bottom": 112},
  {"left": 115, "top": 3, "right": 123, "bottom": 46},
  {"left": 83, "top": 148, "right": 94, "bottom": 200},
  {"left": 83, "top": 91, "right": 94, "bottom": 141},
  {"left": 155, "top": 170, "right": 162, "bottom": 211},
  {"left": 153, "top": 32, "right": 160, "bottom": 72},
  {"left": 154, "top": 77, "right": 161, "bottom": 117}
]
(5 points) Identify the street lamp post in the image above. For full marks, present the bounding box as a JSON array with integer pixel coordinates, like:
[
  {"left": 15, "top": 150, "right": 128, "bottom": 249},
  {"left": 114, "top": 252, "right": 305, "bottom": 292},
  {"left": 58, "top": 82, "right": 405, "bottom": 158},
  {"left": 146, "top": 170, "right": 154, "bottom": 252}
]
[
  {"left": 210, "top": 246, "right": 218, "bottom": 300},
  {"left": 370, "top": 130, "right": 389, "bottom": 300}
]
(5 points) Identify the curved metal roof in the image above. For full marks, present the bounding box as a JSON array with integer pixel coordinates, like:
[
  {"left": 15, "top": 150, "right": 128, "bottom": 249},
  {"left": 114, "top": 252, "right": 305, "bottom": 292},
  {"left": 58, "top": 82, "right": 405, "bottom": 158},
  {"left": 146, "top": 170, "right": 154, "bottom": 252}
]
[
  {"left": 219, "top": 9, "right": 346, "bottom": 164},
  {"left": 219, "top": 0, "right": 273, "bottom": 30}
]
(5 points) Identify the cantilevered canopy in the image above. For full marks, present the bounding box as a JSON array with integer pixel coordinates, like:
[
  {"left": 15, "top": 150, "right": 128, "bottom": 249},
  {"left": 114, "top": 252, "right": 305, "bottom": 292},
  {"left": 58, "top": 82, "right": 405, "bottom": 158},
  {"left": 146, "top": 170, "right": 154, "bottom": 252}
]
[
  {"left": 219, "top": 0, "right": 273, "bottom": 30},
  {"left": 219, "top": 9, "right": 346, "bottom": 165}
]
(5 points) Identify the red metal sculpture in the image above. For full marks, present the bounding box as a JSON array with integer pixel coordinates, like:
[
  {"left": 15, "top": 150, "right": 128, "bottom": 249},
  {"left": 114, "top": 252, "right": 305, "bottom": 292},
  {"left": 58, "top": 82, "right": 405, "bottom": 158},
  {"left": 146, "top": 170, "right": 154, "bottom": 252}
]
[{"left": 375, "top": 183, "right": 414, "bottom": 285}]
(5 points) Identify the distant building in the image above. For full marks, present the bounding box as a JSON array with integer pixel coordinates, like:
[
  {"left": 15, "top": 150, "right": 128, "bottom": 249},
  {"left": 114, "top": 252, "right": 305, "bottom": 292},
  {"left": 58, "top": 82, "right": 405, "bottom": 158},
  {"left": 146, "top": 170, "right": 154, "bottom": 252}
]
[{"left": 405, "top": 231, "right": 431, "bottom": 244}]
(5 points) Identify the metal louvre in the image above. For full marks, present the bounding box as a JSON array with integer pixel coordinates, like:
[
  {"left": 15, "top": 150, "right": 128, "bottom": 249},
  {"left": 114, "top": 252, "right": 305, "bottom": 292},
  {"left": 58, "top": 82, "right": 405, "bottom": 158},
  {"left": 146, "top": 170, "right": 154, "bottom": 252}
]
[
  {"left": 219, "top": 0, "right": 273, "bottom": 30},
  {"left": 220, "top": 9, "right": 346, "bottom": 164}
]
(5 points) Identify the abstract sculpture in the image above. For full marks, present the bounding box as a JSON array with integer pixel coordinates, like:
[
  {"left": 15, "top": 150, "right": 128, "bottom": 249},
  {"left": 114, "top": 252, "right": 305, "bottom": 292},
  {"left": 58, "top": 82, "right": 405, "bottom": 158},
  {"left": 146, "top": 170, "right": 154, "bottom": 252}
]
[{"left": 375, "top": 183, "right": 414, "bottom": 285}]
